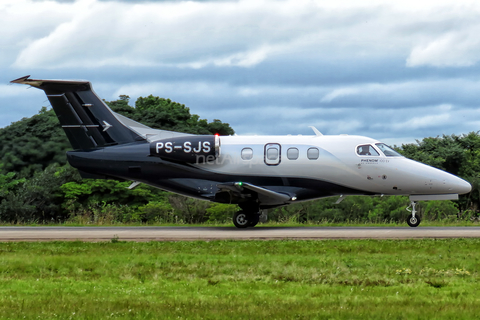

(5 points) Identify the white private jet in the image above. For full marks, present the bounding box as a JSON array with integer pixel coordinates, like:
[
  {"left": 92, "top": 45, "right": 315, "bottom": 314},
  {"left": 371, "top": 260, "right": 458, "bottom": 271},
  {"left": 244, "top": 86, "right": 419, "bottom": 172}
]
[{"left": 11, "top": 76, "right": 472, "bottom": 228}]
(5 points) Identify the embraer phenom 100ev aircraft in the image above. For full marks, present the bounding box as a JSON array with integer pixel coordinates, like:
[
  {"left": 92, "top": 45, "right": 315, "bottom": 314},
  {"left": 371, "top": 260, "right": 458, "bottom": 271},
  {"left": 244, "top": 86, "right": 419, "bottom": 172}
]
[{"left": 11, "top": 76, "right": 471, "bottom": 228}]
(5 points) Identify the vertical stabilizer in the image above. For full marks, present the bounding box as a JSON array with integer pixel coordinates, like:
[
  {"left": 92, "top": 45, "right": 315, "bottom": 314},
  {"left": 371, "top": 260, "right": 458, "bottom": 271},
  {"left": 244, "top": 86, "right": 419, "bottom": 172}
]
[{"left": 11, "top": 75, "right": 145, "bottom": 150}]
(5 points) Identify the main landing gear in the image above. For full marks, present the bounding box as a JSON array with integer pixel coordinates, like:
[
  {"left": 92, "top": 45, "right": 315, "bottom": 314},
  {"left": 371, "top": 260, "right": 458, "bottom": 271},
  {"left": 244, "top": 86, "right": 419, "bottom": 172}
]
[
  {"left": 233, "top": 202, "right": 262, "bottom": 228},
  {"left": 406, "top": 201, "right": 421, "bottom": 227},
  {"left": 233, "top": 210, "right": 260, "bottom": 228}
]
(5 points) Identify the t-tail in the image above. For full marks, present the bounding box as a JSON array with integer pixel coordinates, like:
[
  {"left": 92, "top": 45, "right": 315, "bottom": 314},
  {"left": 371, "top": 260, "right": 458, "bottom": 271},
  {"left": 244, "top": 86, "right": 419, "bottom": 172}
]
[{"left": 11, "top": 75, "right": 145, "bottom": 150}]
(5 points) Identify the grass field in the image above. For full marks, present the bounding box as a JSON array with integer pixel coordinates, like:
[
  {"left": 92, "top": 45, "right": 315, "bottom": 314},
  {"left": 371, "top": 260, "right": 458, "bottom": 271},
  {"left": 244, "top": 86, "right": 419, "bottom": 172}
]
[{"left": 0, "top": 239, "right": 479, "bottom": 319}]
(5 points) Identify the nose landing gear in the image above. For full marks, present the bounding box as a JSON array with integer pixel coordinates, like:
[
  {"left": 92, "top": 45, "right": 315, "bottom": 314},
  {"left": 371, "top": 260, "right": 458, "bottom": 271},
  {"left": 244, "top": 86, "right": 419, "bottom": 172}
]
[{"left": 406, "top": 201, "right": 421, "bottom": 227}]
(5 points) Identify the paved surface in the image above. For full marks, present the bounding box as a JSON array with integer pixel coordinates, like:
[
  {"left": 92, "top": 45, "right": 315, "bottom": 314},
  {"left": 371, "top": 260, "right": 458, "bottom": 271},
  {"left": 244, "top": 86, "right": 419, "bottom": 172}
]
[{"left": 0, "top": 226, "right": 480, "bottom": 241}]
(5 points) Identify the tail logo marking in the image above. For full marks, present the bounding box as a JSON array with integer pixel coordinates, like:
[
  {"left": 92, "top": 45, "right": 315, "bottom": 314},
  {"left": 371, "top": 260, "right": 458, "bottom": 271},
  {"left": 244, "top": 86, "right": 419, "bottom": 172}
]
[{"left": 102, "top": 121, "right": 112, "bottom": 132}]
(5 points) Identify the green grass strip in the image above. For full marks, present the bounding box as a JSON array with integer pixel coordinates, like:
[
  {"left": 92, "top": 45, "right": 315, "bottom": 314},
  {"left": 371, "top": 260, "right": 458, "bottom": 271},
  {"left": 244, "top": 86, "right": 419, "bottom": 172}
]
[{"left": 0, "top": 239, "right": 479, "bottom": 319}]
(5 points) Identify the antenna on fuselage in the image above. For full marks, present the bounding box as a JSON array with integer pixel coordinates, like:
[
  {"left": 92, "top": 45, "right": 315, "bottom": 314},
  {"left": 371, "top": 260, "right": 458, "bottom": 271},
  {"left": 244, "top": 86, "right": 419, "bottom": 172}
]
[{"left": 309, "top": 126, "right": 323, "bottom": 136}]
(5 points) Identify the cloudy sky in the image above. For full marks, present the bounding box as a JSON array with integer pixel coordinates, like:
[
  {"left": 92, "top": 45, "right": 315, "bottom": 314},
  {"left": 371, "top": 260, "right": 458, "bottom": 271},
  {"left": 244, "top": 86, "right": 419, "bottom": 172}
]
[{"left": 2, "top": 0, "right": 480, "bottom": 146}]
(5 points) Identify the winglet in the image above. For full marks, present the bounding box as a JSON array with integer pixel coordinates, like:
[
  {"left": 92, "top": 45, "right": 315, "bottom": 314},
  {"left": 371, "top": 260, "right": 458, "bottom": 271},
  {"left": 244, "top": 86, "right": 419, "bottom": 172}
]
[
  {"left": 309, "top": 126, "right": 323, "bottom": 136},
  {"left": 10, "top": 75, "right": 31, "bottom": 84}
]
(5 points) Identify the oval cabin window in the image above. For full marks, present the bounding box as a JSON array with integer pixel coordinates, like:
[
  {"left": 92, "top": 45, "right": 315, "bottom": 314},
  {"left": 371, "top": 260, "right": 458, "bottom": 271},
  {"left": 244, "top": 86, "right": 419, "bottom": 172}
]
[
  {"left": 307, "top": 147, "right": 319, "bottom": 160},
  {"left": 287, "top": 147, "right": 299, "bottom": 160},
  {"left": 266, "top": 147, "right": 278, "bottom": 160},
  {"left": 241, "top": 148, "right": 253, "bottom": 160}
]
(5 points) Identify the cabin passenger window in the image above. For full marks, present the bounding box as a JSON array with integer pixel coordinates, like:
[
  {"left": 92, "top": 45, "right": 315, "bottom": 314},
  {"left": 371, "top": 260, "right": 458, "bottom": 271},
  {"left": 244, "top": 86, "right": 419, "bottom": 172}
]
[
  {"left": 307, "top": 147, "right": 319, "bottom": 160},
  {"left": 267, "top": 147, "right": 279, "bottom": 160},
  {"left": 287, "top": 148, "right": 299, "bottom": 160},
  {"left": 356, "top": 145, "right": 379, "bottom": 156},
  {"left": 264, "top": 143, "right": 281, "bottom": 165},
  {"left": 375, "top": 143, "right": 402, "bottom": 157},
  {"left": 241, "top": 148, "right": 253, "bottom": 160}
]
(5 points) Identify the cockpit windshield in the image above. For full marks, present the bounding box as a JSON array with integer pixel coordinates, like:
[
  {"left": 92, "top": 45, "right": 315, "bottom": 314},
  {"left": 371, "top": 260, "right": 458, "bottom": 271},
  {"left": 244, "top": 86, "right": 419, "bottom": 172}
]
[{"left": 375, "top": 143, "right": 402, "bottom": 157}]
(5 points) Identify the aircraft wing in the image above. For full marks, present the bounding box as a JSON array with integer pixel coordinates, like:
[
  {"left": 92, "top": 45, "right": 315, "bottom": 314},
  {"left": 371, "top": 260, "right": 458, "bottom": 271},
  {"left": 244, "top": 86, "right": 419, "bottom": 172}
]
[{"left": 217, "top": 182, "right": 294, "bottom": 206}]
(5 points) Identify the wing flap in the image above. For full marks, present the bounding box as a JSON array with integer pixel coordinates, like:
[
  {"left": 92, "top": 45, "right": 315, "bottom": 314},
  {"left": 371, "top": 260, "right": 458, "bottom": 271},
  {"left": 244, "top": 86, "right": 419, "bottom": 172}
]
[{"left": 217, "top": 182, "right": 293, "bottom": 206}]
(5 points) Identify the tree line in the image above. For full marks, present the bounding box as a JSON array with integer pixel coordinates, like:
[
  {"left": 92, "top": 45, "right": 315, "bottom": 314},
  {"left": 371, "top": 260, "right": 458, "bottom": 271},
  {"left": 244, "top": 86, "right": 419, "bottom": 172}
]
[{"left": 0, "top": 95, "right": 478, "bottom": 224}]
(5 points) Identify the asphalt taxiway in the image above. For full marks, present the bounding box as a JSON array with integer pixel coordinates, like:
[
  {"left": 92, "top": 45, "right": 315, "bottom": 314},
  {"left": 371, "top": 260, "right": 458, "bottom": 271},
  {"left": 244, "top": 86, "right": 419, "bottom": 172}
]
[{"left": 0, "top": 226, "right": 479, "bottom": 241}]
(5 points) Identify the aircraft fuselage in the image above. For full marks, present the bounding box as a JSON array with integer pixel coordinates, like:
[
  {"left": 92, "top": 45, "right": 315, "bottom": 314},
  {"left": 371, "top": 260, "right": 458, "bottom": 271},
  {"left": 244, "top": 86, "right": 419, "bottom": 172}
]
[{"left": 67, "top": 134, "right": 471, "bottom": 207}]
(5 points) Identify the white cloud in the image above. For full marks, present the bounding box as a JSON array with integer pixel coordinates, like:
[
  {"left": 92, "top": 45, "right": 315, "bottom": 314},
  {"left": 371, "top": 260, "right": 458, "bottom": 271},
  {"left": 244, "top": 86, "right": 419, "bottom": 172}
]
[
  {"left": 320, "top": 88, "right": 360, "bottom": 103},
  {"left": 391, "top": 113, "right": 451, "bottom": 131},
  {"left": 0, "top": 0, "right": 74, "bottom": 64},
  {"left": 13, "top": 0, "right": 328, "bottom": 68},
  {"left": 6, "top": 0, "right": 480, "bottom": 70},
  {"left": 406, "top": 30, "right": 480, "bottom": 67}
]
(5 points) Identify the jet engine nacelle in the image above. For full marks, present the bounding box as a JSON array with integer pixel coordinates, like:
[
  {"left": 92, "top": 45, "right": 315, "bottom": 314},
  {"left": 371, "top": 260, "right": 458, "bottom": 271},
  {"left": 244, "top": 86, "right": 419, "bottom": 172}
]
[{"left": 150, "top": 135, "right": 220, "bottom": 163}]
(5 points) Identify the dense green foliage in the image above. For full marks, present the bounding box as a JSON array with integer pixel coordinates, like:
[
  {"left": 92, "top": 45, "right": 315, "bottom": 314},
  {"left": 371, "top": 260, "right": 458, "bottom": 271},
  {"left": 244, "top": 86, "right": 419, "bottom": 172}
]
[
  {"left": 268, "top": 195, "right": 464, "bottom": 223},
  {"left": 0, "top": 93, "right": 479, "bottom": 224},
  {"left": 0, "top": 107, "right": 70, "bottom": 178},
  {"left": 0, "top": 239, "right": 479, "bottom": 319}
]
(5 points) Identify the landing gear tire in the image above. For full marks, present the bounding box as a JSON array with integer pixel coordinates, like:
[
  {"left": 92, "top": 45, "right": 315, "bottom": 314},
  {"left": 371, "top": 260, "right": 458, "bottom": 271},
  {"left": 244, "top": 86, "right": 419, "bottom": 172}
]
[
  {"left": 406, "top": 214, "right": 421, "bottom": 227},
  {"left": 406, "top": 201, "right": 421, "bottom": 227},
  {"left": 233, "top": 211, "right": 250, "bottom": 228}
]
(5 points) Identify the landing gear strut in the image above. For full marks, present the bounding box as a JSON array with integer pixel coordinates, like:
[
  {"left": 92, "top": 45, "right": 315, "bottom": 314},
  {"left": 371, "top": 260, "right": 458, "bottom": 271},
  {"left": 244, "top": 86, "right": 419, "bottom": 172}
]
[
  {"left": 406, "top": 201, "right": 421, "bottom": 227},
  {"left": 233, "top": 210, "right": 260, "bottom": 228}
]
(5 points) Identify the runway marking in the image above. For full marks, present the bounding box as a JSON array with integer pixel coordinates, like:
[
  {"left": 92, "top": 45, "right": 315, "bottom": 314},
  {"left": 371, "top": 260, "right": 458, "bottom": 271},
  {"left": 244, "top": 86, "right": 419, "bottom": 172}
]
[{"left": 0, "top": 226, "right": 479, "bottom": 241}]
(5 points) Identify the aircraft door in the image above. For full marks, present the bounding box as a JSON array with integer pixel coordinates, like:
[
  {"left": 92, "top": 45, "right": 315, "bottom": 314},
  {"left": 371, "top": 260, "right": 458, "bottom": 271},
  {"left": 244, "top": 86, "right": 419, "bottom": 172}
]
[{"left": 264, "top": 143, "right": 281, "bottom": 166}]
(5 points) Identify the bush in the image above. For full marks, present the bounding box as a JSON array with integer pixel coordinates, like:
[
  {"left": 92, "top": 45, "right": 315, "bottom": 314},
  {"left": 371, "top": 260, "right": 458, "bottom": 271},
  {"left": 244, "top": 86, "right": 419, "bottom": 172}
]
[
  {"left": 422, "top": 200, "right": 458, "bottom": 221},
  {"left": 67, "top": 202, "right": 136, "bottom": 225},
  {"left": 137, "top": 201, "right": 175, "bottom": 223},
  {"left": 168, "top": 195, "right": 210, "bottom": 223},
  {"left": 0, "top": 164, "right": 79, "bottom": 223},
  {"left": 205, "top": 203, "right": 238, "bottom": 223}
]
